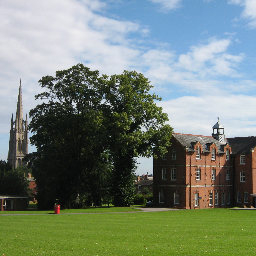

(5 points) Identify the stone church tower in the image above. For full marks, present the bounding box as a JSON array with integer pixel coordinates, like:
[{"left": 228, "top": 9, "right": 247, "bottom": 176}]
[{"left": 8, "top": 80, "right": 28, "bottom": 168}]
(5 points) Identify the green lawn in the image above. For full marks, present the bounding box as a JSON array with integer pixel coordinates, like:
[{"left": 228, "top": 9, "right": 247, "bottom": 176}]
[{"left": 0, "top": 208, "right": 256, "bottom": 255}]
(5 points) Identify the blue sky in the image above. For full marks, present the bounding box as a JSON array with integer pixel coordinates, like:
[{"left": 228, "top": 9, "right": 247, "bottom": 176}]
[{"left": 1, "top": 0, "right": 256, "bottom": 175}]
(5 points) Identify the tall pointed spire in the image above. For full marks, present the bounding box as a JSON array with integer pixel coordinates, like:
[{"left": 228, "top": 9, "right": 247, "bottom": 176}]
[{"left": 8, "top": 80, "right": 28, "bottom": 168}]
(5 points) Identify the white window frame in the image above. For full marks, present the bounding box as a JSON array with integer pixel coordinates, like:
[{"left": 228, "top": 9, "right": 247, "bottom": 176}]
[
  {"left": 240, "top": 155, "right": 245, "bottom": 164},
  {"left": 195, "top": 193, "right": 199, "bottom": 207},
  {"left": 244, "top": 191, "right": 249, "bottom": 204},
  {"left": 162, "top": 168, "right": 167, "bottom": 180},
  {"left": 196, "top": 169, "right": 201, "bottom": 180},
  {"left": 209, "top": 192, "right": 213, "bottom": 206},
  {"left": 171, "top": 168, "right": 176, "bottom": 180},
  {"left": 196, "top": 147, "right": 201, "bottom": 159},
  {"left": 240, "top": 171, "right": 246, "bottom": 182},
  {"left": 226, "top": 169, "right": 230, "bottom": 180},
  {"left": 212, "top": 169, "right": 216, "bottom": 181},
  {"left": 215, "top": 192, "right": 218, "bottom": 206},
  {"left": 211, "top": 148, "right": 216, "bottom": 160},
  {"left": 174, "top": 193, "right": 179, "bottom": 204}
]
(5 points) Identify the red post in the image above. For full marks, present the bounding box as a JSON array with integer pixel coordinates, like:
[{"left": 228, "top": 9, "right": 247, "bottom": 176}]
[{"left": 54, "top": 204, "right": 60, "bottom": 214}]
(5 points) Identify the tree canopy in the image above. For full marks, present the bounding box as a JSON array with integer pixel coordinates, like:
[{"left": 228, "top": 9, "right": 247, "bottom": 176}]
[
  {"left": 28, "top": 64, "right": 172, "bottom": 209},
  {"left": 0, "top": 160, "right": 30, "bottom": 197}
]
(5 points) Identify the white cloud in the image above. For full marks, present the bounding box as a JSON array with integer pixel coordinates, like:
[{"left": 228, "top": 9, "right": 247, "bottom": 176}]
[
  {"left": 229, "top": 0, "right": 256, "bottom": 28},
  {"left": 148, "top": 0, "right": 182, "bottom": 10}
]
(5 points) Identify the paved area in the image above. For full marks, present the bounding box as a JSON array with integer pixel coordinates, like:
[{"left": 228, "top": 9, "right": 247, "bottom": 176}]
[{"left": 137, "top": 207, "right": 179, "bottom": 212}]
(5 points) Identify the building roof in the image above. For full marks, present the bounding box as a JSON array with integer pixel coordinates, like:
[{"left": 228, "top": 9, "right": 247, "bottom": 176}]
[
  {"left": 227, "top": 137, "right": 256, "bottom": 155},
  {"left": 173, "top": 133, "right": 226, "bottom": 153}
]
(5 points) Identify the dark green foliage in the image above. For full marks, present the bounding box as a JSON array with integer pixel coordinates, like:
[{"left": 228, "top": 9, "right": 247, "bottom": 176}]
[
  {"left": 28, "top": 64, "right": 172, "bottom": 209},
  {"left": 0, "top": 160, "right": 30, "bottom": 196}
]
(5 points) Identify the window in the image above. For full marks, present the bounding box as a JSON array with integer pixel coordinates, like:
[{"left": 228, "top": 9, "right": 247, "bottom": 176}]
[
  {"left": 171, "top": 168, "right": 177, "bottom": 180},
  {"left": 226, "top": 149, "right": 230, "bottom": 160},
  {"left": 211, "top": 148, "right": 216, "bottom": 160},
  {"left": 138, "top": 185, "right": 141, "bottom": 190},
  {"left": 227, "top": 191, "right": 230, "bottom": 205},
  {"left": 196, "top": 147, "right": 201, "bottom": 159},
  {"left": 244, "top": 191, "right": 249, "bottom": 203},
  {"left": 222, "top": 191, "right": 225, "bottom": 205},
  {"left": 159, "top": 190, "right": 164, "bottom": 203},
  {"left": 172, "top": 148, "right": 176, "bottom": 160},
  {"left": 212, "top": 169, "right": 216, "bottom": 181},
  {"left": 162, "top": 153, "right": 167, "bottom": 160},
  {"left": 237, "top": 191, "right": 241, "bottom": 203},
  {"left": 162, "top": 168, "right": 167, "bottom": 180},
  {"left": 174, "top": 193, "right": 179, "bottom": 204},
  {"left": 215, "top": 192, "right": 218, "bottom": 206},
  {"left": 240, "top": 171, "right": 246, "bottom": 182},
  {"left": 195, "top": 193, "right": 199, "bottom": 207},
  {"left": 240, "top": 155, "right": 245, "bottom": 164},
  {"left": 209, "top": 192, "right": 213, "bottom": 206},
  {"left": 196, "top": 169, "right": 201, "bottom": 180},
  {"left": 226, "top": 169, "right": 230, "bottom": 180}
]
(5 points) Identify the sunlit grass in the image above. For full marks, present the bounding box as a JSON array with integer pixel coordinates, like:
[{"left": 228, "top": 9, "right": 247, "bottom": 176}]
[{"left": 1, "top": 208, "right": 256, "bottom": 255}]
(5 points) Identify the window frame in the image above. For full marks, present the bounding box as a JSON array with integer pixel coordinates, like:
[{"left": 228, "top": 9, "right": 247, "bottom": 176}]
[
  {"left": 171, "top": 148, "right": 176, "bottom": 160},
  {"left": 211, "top": 148, "right": 216, "bottom": 160},
  {"left": 212, "top": 169, "right": 216, "bottom": 181},
  {"left": 226, "top": 169, "right": 230, "bottom": 180},
  {"left": 171, "top": 167, "right": 177, "bottom": 181},
  {"left": 237, "top": 191, "right": 241, "bottom": 203},
  {"left": 209, "top": 192, "right": 213, "bottom": 206},
  {"left": 174, "top": 192, "right": 179, "bottom": 205},
  {"left": 162, "top": 168, "right": 167, "bottom": 180},
  {"left": 196, "top": 169, "right": 201, "bottom": 181},
  {"left": 240, "top": 171, "right": 246, "bottom": 182},
  {"left": 240, "top": 155, "right": 245, "bottom": 164},
  {"left": 196, "top": 147, "right": 201, "bottom": 159},
  {"left": 244, "top": 191, "right": 249, "bottom": 204},
  {"left": 215, "top": 191, "right": 218, "bottom": 206},
  {"left": 195, "top": 193, "right": 199, "bottom": 207},
  {"left": 226, "top": 149, "right": 230, "bottom": 160}
]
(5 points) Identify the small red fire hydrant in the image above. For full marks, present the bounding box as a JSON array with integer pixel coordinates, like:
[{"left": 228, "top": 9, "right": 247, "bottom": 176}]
[{"left": 54, "top": 204, "right": 60, "bottom": 214}]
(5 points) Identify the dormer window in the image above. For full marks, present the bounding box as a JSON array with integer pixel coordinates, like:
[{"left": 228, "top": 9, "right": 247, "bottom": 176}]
[
  {"left": 226, "top": 149, "right": 230, "bottom": 160},
  {"left": 211, "top": 148, "right": 216, "bottom": 160},
  {"left": 172, "top": 148, "right": 176, "bottom": 160},
  {"left": 240, "top": 155, "right": 245, "bottom": 164},
  {"left": 196, "top": 147, "right": 201, "bottom": 159}
]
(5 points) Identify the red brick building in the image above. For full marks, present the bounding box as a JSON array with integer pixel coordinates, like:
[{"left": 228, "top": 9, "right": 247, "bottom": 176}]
[{"left": 153, "top": 119, "right": 256, "bottom": 209}]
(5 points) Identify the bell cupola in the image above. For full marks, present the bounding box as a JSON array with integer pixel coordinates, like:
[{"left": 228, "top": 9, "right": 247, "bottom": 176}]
[{"left": 212, "top": 117, "right": 225, "bottom": 143}]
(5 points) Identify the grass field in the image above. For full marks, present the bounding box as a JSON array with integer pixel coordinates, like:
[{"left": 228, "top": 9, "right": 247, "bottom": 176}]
[{"left": 0, "top": 208, "right": 256, "bottom": 255}]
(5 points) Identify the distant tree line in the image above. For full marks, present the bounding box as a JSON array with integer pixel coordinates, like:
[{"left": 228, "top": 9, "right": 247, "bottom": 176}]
[{"left": 27, "top": 64, "right": 172, "bottom": 209}]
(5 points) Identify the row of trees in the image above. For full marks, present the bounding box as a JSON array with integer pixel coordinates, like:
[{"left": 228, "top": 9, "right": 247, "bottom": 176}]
[{"left": 27, "top": 64, "right": 172, "bottom": 209}]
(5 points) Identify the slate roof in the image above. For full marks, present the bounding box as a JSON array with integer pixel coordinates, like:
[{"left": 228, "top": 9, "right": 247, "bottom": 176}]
[
  {"left": 227, "top": 137, "right": 256, "bottom": 155},
  {"left": 173, "top": 133, "right": 226, "bottom": 153}
]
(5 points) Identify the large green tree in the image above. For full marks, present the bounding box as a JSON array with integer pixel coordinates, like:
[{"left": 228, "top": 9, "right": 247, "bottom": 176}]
[
  {"left": 28, "top": 64, "right": 172, "bottom": 209},
  {"left": 102, "top": 71, "right": 172, "bottom": 206}
]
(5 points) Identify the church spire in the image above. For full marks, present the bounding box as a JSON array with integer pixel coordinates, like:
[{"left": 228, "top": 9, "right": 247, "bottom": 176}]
[{"left": 8, "top": 80, "right": 28, "bottom": 168}]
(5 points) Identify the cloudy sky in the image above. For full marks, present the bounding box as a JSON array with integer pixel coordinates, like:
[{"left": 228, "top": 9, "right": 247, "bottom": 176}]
[{"left": 1, "top": 0, "right": 256, "bottom": 175}]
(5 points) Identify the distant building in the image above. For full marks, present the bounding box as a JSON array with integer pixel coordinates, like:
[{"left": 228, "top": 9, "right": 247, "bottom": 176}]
[
  {"left": 8, "top": 80, "right": 28, "bottom": 168},
  {"left": 153, "top": 119, "right": 256, "bottom": 209},
  {"left": 135, "top": 173, "right": 153, "bottom": 194}
]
